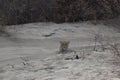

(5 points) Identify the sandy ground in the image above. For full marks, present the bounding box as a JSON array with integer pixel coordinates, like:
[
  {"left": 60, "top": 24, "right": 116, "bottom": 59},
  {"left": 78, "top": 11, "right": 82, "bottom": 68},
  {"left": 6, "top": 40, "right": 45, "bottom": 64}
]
[{"left": 0, "top": 21, "right": 120, "bottom": 80}]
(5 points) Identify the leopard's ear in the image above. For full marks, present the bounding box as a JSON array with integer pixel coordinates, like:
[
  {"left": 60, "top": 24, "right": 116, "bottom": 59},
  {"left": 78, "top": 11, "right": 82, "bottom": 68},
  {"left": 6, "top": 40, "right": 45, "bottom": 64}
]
[
  {"left": 59, "top": 41, "right": 63, "bottom": 44},
  {"left": 59, "top": 41, "right": 70, "bottom": 44},
  {"left": 66, "top": 41, "right": 70, "bottom": 44}
]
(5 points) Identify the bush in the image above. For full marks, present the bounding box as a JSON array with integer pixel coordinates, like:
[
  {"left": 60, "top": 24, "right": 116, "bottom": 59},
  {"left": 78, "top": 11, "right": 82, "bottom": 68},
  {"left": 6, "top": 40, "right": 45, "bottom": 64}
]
[
  {"left": 0, "top": 0, "right": 49, "bottom": 25},
  {"left": 0, "top": 0, "right": 120, "bottom": 24},
  {"left": 52, "top": 0, "right": 120, "bottom": 23}
]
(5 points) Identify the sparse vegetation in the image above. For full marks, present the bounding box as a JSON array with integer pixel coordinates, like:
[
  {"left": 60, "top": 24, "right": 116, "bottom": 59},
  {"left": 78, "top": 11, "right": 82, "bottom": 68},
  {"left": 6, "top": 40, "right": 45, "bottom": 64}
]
[
  {"left": 91, "top": 31, "right": 105, "bottom": 52},
  {"left": 20, "top": 57, "right": 30, "bottom": 66},
  {"left": 108, "top": 42, "right": 120, "bottom": 57}
]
